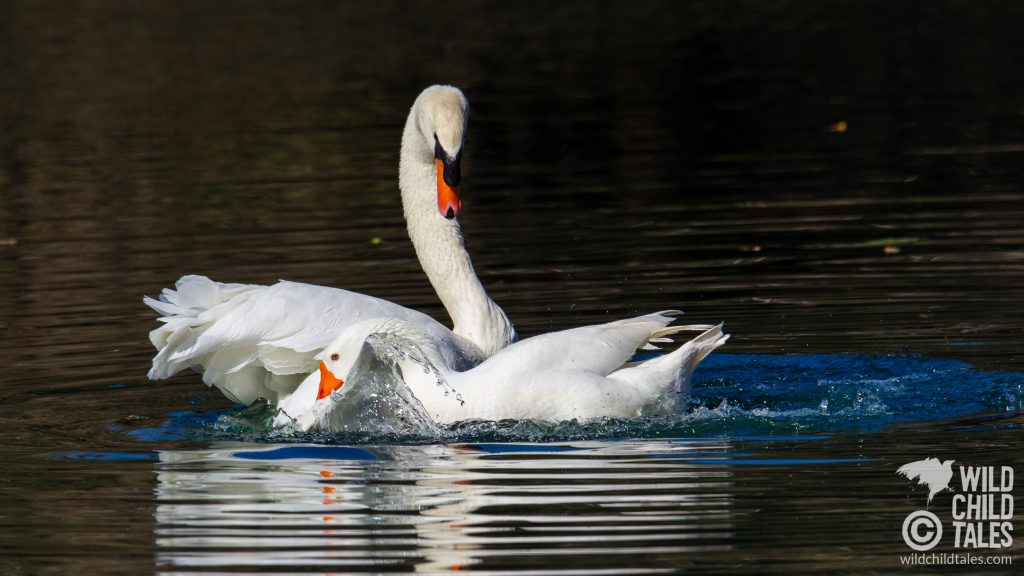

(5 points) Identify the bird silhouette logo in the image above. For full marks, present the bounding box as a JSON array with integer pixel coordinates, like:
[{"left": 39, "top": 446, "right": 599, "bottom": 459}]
[{"left": 897, "top": 458, "right": 955, "bottom": 505}]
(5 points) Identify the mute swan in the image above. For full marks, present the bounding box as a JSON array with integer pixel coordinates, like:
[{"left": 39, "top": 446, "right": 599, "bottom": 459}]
[
  {"left": 274, "top": 313, "right": 728, "bottom": 429},
  {"left": 145, "top": 86, "right": 515, "bottom": 405}
]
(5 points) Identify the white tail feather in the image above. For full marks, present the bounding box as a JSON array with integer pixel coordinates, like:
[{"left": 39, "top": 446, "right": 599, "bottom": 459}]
[
  {"left": 612, "top": 323, "right": 729, "bottom": 400},
  {"left": 641, "top": 323, "right": 717, "bottom": 350}
]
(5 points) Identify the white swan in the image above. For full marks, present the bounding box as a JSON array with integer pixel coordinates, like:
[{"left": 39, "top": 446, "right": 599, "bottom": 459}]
[
  {"left": 275, "top": 313, "right": 728, "bottom": 429},
  {"left": 145, "top": 86, "right": 515, "bottom": 406}
]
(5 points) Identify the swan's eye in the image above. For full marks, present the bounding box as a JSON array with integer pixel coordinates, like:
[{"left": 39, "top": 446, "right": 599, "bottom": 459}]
[{"left": 329, "top": 353, "right": 339, "bottom": 362}]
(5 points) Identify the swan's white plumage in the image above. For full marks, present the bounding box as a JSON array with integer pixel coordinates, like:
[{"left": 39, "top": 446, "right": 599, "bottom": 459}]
[
  {"left": 146, "top": 276, "right": 482, "bottom": 405},
  {"left": 146, "top": 86, "right": 515, "bottom": 405}
]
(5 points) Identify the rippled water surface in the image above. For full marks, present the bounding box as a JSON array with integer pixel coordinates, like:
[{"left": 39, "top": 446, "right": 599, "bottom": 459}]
[{"left": 1, "top": 1, "right": 1023, "bottom": 574}]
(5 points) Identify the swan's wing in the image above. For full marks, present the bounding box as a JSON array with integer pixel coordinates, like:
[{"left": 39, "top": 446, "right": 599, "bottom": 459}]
[
  {"left": 145, "top": 276, "right": 462, "bottom": 405},
  {"left": 481, "top": 311, "right": 713, "bottom": 377}
]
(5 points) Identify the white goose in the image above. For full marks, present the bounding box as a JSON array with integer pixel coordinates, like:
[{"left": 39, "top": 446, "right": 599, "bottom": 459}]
[
  {"left": 275, "top": 313, "right": 728, "bottom": 429},
  {"left": 146, "top": 86, "right": 515, "bottom": 406}
]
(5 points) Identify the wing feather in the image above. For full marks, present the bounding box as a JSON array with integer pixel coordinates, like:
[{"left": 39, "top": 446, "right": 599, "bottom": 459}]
[
  {"left": 481, "top": 311, "right": 704, "bottom": 377},
  {"left": 146, "top": 276, "right": 469, "bottom": 405}
]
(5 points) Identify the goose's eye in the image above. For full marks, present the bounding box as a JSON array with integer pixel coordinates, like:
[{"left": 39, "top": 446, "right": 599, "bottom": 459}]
[{"left": 329, "top": 353, "right": 340, "bottom": 362}]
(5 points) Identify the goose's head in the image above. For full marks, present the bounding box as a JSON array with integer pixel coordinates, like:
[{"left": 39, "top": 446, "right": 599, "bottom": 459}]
[
  {"left": 315, "top": 327, "right": 368, "bottom": 401},
  {"left": 315, "top": 317, "right": 436, "bottom": 402},
  {"left": 407, "top": 85, "right": 468, "bottom": 220}
]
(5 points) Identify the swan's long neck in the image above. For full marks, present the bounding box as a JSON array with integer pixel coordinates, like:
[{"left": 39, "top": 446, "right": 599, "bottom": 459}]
[{"left": 398, "top": 115, "right": 515, "bottom": 358}]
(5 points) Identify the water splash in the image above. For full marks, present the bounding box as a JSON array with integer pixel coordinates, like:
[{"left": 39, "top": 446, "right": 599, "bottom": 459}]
[
  {"left": 266, "top": 331, "right": 452, "bottom": 439},
  {"left": 143, "top": 353, "right": 1023, "bottom": 445},
  {"left": 689, "top": 353, "right": 1023, "bottom": 435}
]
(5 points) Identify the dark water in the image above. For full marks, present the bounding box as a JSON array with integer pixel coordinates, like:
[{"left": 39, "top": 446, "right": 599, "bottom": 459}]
[{"left": 1, "top": 1, "right": 1023, "bottom": 573}]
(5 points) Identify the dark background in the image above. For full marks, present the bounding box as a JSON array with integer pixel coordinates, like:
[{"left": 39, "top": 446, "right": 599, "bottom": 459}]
[
  {"left": 1, "top": 0, "right": 1022, "bottom": 377},
  {"left": 1, "top": 2, "right": 1023, "bottom": 574}
]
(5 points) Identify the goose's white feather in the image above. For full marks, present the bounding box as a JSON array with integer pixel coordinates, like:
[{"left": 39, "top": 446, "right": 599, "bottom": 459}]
[{"left": 288, "top": 314, "right": 728, "bottom": 428}]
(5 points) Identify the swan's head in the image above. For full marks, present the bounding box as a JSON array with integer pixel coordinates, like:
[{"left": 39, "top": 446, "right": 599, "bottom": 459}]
[
  {"left": 411, "top": 85, "right": 468, "bottom": 220},
  {"left": 316, "top": 317, "right": 432, "bottom": 402}
]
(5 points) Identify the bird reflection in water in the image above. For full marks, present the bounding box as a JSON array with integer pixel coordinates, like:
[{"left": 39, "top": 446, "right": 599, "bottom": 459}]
[{"left": 154, "top": 441, "right": 736, "bottom": 574}]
